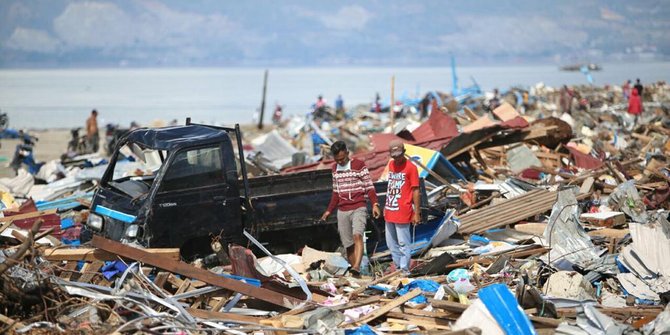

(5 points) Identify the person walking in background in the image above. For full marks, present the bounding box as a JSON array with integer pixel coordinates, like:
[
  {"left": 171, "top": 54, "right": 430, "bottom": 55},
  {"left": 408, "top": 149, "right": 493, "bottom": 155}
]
[
  {"left": 86, "top": 109, "right": 99, "bottom": 153},
  {"left": 373, "top": 93, "right": 382, "bottom": 113},
  {"left": 634, "top": 79, "right": 644, "bottom": 99},
  {"left": 383, "top": 140, "right": 421, "bottom": 274},
  {"left": 628, "top": 87, "right": 643, "bottom": 125},
  {"left": 321, "top": 141, "right": 381, "bottom": 277},
  {"left": 559, "top": 85, "right": 573, "bottom": 114},
  {"left": 272, "top": 102, "right": 283, "bottom": 125},
  {"left": 489, "top": 88, "right": 501, "bottom": 111},
  {"left": 335, "top": 94, "right": 345, "bottom": 120},
  {"left": 622, "top": 80, "right": 632, "bottom": 100}
]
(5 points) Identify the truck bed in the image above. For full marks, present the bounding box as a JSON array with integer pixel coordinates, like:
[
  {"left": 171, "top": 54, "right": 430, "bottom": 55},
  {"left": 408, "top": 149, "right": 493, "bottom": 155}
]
[{"left": 242, "top": 169, "right": 387, "bottom": 232}]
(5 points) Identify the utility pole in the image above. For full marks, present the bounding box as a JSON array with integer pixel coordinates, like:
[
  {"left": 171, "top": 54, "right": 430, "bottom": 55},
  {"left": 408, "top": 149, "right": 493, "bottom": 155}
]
[
  {"left": 390, "top": 75, "right": 395, "bottom": 131},
  {"left": 258, "top": 69, "right": 268, "bottom": 130}
]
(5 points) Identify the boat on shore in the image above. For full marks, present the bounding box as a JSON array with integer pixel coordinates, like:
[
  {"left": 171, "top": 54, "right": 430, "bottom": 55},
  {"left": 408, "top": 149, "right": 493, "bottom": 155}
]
[{"left": 560, "top": 63, "right": 602, "bottom": 71}]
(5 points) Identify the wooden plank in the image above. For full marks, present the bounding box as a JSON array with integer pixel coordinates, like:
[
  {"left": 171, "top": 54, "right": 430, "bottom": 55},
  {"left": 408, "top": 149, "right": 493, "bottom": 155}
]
[
  {"left": 352, "top": 288, "right": 421, "bottom": 325},
  {"left": 513, "top": 223, "right": 547, "bottom": 236},
  {"left": 556, "top": 306, "right": 663, "bottom": 319},
  {"left": 631, "top": 132, "right": 653, "bottom": 143},
  {"left": 153, "top": 271, "right": 170, "bottom": 288},
  {"left": 175, "top": 279, "right": 192, "bottom": 295},
  {"left": 166, "top": 273, "right": 185, "bottom": 290},
  {"left": 579, "top": 176, "right": 595, "bottom": 194},
  {"left": 10, "top": 230, "right": 27, "bottom": 243},
  {"left": 60, "top": 261, "right": 79, "bottom": 280},
  {"left": 91, "top": 235, "right": 304, "bottom": 309},
  {"left": 386, "top": 317, "right": 452, "bottom": 330},
  {"left": 463, "top": 106, "right": 480, "bottom": 121},
  {"left": 78, "top": 261, "right": 104, "bottom": 283},
  {"left": 427, "top": 299, "right": 468, "bottom": 313},
  {"left": 587, "top": 228, "right": 630, "bottom": 239},
  {"left": 0, "top": 209, "right": 57, "bottom": 222},
  {"left": 210, "top": 297, "right": 228, "bottom": 313},
  {"left": 0, "top": 313, "right": 26, "bottom": 330},
  {"left": 187, "top": 307, "right": 263, "bottom": 325},
  {"left": 529, "top": 315, "right": 562, "bottom": 328},
  {"left": 167, "top": 273, "right": 207, "bottom": 291},
  {"left": 43, "top": 247, "right": 181, "bottom": 262},
  {"left": 491, "top": 102, "right": 519, "bottom": 122},
  {"left": 398, "top": 306, "right": 459, "bottom": 320}
]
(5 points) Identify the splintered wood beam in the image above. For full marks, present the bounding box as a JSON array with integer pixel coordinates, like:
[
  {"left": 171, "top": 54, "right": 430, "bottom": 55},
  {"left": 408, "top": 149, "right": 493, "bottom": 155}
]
[
  {"left": 0, "top": 209, "right": 57, "bottom": 222},
  {"left": 43, "top": 247, "right": 181, "bottom": 262},
  {"left": 91, "top": 235, "right": 304, "bottom": 309}
]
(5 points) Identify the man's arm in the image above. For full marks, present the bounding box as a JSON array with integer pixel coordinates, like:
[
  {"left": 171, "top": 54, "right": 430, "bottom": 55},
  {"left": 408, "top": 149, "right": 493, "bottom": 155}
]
[
  {"left": 322, "top": 170, "right": 339, "bottom": 221},
  {"left": 321, "top": 191, "right": 339, "bottom": 221},
  {"left": 412, "top": 187, "right": 421, "bottom": 224}
]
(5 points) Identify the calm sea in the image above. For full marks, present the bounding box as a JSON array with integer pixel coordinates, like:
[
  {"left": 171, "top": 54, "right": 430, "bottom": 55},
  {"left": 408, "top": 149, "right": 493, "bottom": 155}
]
[{"left": 1, "top": 62, "right": 669, "bottom": 129}]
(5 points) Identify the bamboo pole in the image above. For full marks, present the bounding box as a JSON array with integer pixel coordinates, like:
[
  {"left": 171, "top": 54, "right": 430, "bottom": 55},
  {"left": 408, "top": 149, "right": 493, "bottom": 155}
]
[{"left": 390, "top": 75, "right": 395, "bottom": 131}]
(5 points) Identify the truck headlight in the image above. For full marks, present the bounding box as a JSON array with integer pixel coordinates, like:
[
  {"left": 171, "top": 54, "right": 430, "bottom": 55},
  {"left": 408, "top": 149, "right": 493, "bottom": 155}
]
[
  {"left": 125, "top": 224, "right": 139, "bottom": 238},
  {"left": 87, "top": 213, "right": 104, "bottom": 231}
]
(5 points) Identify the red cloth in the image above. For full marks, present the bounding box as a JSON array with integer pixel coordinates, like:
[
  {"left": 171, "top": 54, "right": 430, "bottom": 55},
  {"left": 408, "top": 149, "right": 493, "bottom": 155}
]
[
  {"left": 326, "top": 158, "right": 379, "bottom": 213},
  {"left": 520, "top": 168, "right": 543, "bottom": 180},
  {"left": 567, "top": 147, "right": 604, "bottom": 169},
  {"left": 383, "top": 159, "right": 419, "bottom": 224},
  {"left": 628, "top": 88, "right": 642, "bottom": 115}
]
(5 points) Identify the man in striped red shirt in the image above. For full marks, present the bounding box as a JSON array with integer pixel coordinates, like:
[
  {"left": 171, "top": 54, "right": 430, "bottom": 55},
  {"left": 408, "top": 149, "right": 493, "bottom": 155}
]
[{"left": 321, "top": 141, "right": 381, "bottom": 276}]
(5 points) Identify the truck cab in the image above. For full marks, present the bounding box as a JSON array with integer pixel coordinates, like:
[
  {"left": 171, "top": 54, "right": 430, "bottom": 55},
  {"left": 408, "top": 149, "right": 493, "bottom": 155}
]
[{"left": 87, "top": 124, "right": 246, "bottom": 257}]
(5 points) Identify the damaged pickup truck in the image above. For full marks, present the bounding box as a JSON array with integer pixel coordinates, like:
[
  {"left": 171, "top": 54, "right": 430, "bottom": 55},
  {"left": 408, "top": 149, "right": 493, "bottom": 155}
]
[{"left": 86, "top": 120, "right": 406, "bottom": 259}]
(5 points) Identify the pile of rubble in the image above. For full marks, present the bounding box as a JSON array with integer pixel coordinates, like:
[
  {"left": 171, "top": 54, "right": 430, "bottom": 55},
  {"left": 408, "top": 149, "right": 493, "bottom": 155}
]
[{"left": 1, "top": 81, "right": 670, "bottom": 334}]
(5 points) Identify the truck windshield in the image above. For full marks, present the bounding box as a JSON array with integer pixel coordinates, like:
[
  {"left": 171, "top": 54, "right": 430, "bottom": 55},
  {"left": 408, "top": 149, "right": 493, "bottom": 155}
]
[{"left": 107, "top": 142, "right": 166, "bottom": 198}]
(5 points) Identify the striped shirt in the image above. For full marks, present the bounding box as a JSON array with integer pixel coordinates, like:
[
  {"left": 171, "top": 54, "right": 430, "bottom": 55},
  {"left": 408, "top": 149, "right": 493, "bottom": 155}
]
[{"left": 326, "top": 158, "right": 379, "bottom": 212}]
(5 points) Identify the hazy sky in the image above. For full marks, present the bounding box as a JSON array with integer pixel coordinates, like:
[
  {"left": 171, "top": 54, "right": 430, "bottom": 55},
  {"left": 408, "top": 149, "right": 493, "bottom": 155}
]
[{"left": 1, "top": 0, "right": 668, "bottom": 67}]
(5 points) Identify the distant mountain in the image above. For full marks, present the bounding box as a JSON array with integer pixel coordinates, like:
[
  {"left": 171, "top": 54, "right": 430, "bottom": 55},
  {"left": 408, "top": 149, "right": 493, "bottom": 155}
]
[{"left": 1, "top": 0, "right": 668, "bottom": 68}]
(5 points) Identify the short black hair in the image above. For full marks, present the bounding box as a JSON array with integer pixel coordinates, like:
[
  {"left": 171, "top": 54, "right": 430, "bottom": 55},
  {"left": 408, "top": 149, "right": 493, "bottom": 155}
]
[{"left": 330, "top": 140, "right": 347, "bottom": 156}]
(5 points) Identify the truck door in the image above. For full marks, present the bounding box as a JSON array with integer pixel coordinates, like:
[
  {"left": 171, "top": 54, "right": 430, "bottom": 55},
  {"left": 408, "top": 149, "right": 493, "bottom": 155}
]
[{"left": 150, "top": 145, "right": 242, "bottom": 253}]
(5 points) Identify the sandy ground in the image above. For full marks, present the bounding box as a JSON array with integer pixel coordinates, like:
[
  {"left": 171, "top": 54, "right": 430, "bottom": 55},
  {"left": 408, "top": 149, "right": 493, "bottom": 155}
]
[{"left": 0, "top": 129, "right": 81, "bottom": 178}]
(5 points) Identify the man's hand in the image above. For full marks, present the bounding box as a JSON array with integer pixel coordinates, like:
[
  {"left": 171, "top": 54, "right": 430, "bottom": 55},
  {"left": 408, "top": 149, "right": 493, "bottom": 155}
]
[
  {"left": 320, "top": 211, "right": 330, "bottom": 222},
  {"left": 372, "top": 204, "right": 381, "bottom": 219},
  {"left": 412, "top": 212, "right": 421, "bottom": 225}
]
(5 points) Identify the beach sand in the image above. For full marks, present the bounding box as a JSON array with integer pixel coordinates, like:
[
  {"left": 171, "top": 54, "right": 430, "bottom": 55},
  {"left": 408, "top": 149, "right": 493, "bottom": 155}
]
[{"left": 0, "top": 129, "right": 75, "bottom": 179}]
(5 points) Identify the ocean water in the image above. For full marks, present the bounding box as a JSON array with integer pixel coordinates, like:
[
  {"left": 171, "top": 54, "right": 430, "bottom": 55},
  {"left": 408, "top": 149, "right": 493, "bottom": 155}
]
[{"left": 1, "top": 62, "right": 669, "bottom": 129}]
